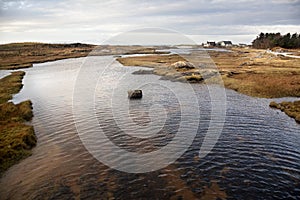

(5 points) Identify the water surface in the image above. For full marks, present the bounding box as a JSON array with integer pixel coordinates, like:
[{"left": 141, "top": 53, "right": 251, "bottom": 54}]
[{"left": 0, "top": 56, "right": 299, "bottom": 199}]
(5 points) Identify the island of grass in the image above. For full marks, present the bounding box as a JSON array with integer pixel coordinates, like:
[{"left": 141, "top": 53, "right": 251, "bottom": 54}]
[
  {"left": 0, "top": 71, "right": 36, "bottom": 175},
  {"left": 117, "top": 47, "right": 300, "bottom": 122},
  {"left": 117, "top": 47, "right": 300, "bottom": 98}
]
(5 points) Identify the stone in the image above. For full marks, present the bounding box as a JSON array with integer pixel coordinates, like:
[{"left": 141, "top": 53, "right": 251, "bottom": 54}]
[{"left": 128, "top": 90, "right": 143, "bottom": 99}]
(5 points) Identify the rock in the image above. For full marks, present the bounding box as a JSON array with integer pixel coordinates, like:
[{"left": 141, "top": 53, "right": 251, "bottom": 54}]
[
  {"left": 171, "top": 61, "right": 195, "bottom": 69},
  {"left": 128, "top": 90, "right": 143, "bottom": 99}
]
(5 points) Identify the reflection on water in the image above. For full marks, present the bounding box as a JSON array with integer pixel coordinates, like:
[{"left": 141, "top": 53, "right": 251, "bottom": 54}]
[{"left": 0, "top": 56, "right": 299, "bottom": 199}]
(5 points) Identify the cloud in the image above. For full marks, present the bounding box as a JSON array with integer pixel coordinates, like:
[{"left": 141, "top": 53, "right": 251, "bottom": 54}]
[{"left": 0, "top": 0, "right": 299, "bottom": 44}]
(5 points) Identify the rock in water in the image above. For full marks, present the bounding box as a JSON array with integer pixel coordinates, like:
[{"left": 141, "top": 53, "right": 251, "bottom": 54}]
[{"left": 128, "top": 90, "right": 143, "bottom": 99}]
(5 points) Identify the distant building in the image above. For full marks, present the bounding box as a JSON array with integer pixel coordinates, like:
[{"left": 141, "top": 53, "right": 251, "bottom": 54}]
[
  {"left": 204, "top": 41, "right": 216, "bottom": 47},
  {"left": 218, "top": 41, "right": 233, "bottom": 47},
  {"left": 238, "top": 43, "right": 247, "bottom": 47}
]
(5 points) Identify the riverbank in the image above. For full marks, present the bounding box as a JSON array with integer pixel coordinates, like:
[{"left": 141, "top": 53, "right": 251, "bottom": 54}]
[
  {"left": 0, "top": 43, "right": 95, "bottom": 70},
  {"left": 0, "top": 43, "right": 167, "bottom": 70},
  {"left": 117, "top": 47, "right": 300, "bottom": 122},
  {"left": 0, "top": 71, "right": 36, "bottom": 175},
  {"left": 270, "top": 101, "right": 300, "bottom": 123},
  {"left": 117, "top": 47, "right": 300, "bottom": 98}
]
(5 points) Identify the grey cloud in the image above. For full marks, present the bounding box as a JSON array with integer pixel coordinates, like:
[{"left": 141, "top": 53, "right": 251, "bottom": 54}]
[{"left": 0, "top": 0, "right": 299, "bottom": 44}]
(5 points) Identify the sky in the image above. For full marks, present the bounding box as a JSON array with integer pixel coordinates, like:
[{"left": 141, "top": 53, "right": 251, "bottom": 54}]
[{"left": 0, "top": 0, "right": 299, "bottom": 45}]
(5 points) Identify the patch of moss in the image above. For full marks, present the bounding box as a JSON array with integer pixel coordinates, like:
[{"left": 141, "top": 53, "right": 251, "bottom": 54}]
[
  {"left": 0, "top": 71, "right": 25, "bottom": 104},
  {"left": 0, "top": 71, "right": 36, "bottom": 175},
  {"left": 185, "top": 74, "right": 204, "bottom": 83},
  {"left": 270, "top": 101, "right": 300, "bottom": 123},
  {"left": 0, "top": 123, "right": 36, "bottom": 173}
]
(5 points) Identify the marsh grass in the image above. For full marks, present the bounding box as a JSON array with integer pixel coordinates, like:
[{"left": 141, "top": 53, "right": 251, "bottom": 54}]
[
  {"left": 270, "top": 101, "right": 300, "bottom": 123},
  {"left": 0, "top": 71, "right": 25, "bottom": 103},
  {"left": 0, "top": 42, "right": 95, "bottom": 70},
  {"left": 0, "top": 71, "right": 36, "bottom": 175},
  {"left": 223, "top": 73, "right": 300, "bottom": 98}
]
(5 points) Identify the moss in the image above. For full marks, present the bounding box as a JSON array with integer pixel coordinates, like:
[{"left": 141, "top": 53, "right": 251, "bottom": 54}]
[
  {"left": 0, "top": 123, "right": 36, "bottom": 173},
  {"left": 269, "top": 100, "right": 300, "bottom": 123},
  {"left": 0, "top": 71, "right": 25, "bottom": 104},
  {"left": 0, "top": 100, "right": 33, "bottom": 122},
  {"left": 0, "top": 72, "right": 36, "bottom": 175},
  {"left": 185, "top": 74, "right": 204, "bottom": 83}
]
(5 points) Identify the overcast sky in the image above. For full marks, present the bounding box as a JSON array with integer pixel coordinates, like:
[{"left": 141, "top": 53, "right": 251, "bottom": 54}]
[{"left": 0, "top": 0, "right": 299, "bottom": 44}]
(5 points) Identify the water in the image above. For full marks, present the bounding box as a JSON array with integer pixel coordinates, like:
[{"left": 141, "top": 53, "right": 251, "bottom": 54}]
[{"left": 0, "top": 56, "right": 299, "bottom": 199}]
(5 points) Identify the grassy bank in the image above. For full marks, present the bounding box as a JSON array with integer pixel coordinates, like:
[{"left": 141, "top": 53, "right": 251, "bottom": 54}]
[
  {"left": 209, "top": 48, "right": 300, "bottom": 98},
  {"left": 0, "top": 42, "right": 95, "bottom": 70},
  {"left": 0, "top": 43, "right": 168, "bottom": 70},
  {"left": 117, "top": 48, "right": 300, "bottom": 97},
  {"left": 270, "top": 101, "right": 300, "bottom": 123},
  {"left": 117, "top": 47, "right": 300, "bottom": 121},
  {"left": 0, "top": 71, "right": 36, "bottom": 175}
]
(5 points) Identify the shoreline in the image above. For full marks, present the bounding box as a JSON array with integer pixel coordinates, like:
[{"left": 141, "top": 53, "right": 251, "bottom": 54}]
[
  {"left": 0, "top": 43, "right": 167, "bottom": 70},
  {"left": 117, "top": 47, "right": 300, "bottom": 97},
  {"left": 0, "top": 44, "right": 299, "bottom": 174},
  {"left": 117, "top": 47, "right": 300, "bottom": 122},
  {"left": 0, "top": 71, "right": 36, "bottom": 175}
]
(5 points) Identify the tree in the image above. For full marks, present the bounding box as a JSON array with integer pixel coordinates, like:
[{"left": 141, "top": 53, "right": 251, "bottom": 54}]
[{"left": 252, "top": 32, "right": 300, "bottom": 49}]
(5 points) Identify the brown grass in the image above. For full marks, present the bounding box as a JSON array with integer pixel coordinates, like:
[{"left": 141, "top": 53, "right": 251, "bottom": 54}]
[
  {"left": 0, "top": 71, "right": 36, "bottom": 175},
  {"left": 118, "top": 48, "right": 300, "bottom": 98},
  {"left": 0, "top": 42, "right": 95, "bottom": 70},
  {"left": 223, "top": 73, "right": 300, "bottom": 98},
  {"left": 117, "top": 54, "right": 185, "bottom": 68},
  {"left": 209, "top": 48, "right": 300, "bottom": 98},
  {"left": 0, "top": 71, "right": 25, "bottom": 103},
  {"left": 269, "top": 101, "right": 300, "bottom": 123},
  {"left": 117, "top": 47, "right": 300, "bottom": 121},
  {"left": 0, "top": 43, "right": 169, "bottom": 70}
]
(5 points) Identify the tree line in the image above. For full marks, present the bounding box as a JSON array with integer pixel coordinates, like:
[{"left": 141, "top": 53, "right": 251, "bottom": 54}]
[{"left": 252, "top": 32, "right": 300, "bottom": 49}]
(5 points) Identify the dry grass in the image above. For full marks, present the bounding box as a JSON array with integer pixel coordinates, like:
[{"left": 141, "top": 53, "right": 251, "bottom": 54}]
[
  {"left": 0, "top": 42, "right": 95, "bottom": 69},
  {"left": 0, "top": 43, "right": 168, "bottom": 70},
  {"left": 270, "top": 101, "right": 300, "bottom": 123},
  {"left": 0, "top": 72, "right": 36, "bottom": 175},
  {"left": 209, "top": 48, "right": 300, "bottom": 98},
  {"left": 117, "top": 47, "right": 300, "bottom": 121},
  {"left": 117, "top": 54, "right": 208, "bottom": 83},
  {"left": 0, "top": 123, "right": 36, "bottom": 173},
  {"left": 0, "top": 71, "right": 25, "bottom": 103},
  {"left": 223, "top": 73, "right": 300, "bottom": 98},
  {"left": 117, "top": 54, "right": 185, "bottom": 68}
]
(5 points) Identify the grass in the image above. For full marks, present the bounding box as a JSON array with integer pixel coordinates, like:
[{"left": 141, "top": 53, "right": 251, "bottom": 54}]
[
  {"left": 117, "top": 54, "right": 206, "bottom": 83},
  {"left": 117, "top": 48, "right": 300, "bottom": 98},
  {"left": 270, "top": 101, "right": 300, "bottom": 123},
  {"left": 0, "top": 71, "right": 36, "bottom": 175},
  {"left": 0, "top": 42, "right": 95, "bottom": 70},
  {"left": 117, "top": 47, "right": 300, "bottom": 121},
  {"left": 0, "top": 43, "right": 168, "bottom": 70},
  {"left": 0, "top": 71, "right": 25, "bottom": 103},
  {"left": 117, "top": 54, "right": 185, "bottom": 68},
  {"left": 223, "top": 73, "right": 300, "bottom": 98},
  {"left": 209, "top": 48, "right": 300, "bottom": 98}
]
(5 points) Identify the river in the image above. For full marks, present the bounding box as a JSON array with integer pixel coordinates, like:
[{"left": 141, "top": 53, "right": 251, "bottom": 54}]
[{"left": 0, "top": 54, "right": 299, "bottom": 199}]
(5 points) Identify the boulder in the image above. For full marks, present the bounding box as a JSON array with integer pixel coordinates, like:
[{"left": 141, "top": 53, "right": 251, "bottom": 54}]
[{"left": 128, "top": 90, "right": 143, "bottom": 99}]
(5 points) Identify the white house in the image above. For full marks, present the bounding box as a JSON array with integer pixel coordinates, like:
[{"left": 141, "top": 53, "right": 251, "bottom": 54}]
[
  {"left": 204, "top": 41, "right": 216, "bottom": 47},
  {"left": 218, "top": 41, "right": 233, "bottom": 47}
]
